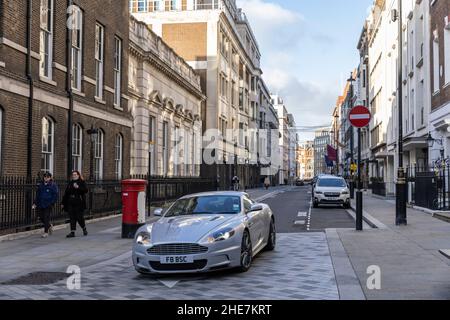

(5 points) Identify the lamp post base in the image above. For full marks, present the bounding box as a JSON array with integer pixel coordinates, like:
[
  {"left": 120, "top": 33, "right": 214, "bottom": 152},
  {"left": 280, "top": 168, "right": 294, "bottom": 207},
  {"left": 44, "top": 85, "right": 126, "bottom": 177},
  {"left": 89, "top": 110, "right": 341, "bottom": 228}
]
[{"left": 395, "top": 168, "right": 407, "bottom": 225}]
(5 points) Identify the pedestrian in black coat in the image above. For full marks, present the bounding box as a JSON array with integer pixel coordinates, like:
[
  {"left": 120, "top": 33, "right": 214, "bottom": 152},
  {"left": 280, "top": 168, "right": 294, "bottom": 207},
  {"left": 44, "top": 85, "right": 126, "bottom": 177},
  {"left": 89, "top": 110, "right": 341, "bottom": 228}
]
[
  {"left": 32, "top": 172, "right": 59, "bottom": 238},
  {"left": 62, "top": 171, "right": 88, "bottom": 238}
]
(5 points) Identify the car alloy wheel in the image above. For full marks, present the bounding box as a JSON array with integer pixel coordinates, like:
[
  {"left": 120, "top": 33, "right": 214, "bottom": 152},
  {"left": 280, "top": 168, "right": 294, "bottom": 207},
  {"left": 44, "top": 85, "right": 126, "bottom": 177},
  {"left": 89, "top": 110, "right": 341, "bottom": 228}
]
[
  {"left": 264, "top": 220, "right": 276, "bottom": 251},
  {"left": 238, "top": 230, "right": 253, "bottom": 272}
]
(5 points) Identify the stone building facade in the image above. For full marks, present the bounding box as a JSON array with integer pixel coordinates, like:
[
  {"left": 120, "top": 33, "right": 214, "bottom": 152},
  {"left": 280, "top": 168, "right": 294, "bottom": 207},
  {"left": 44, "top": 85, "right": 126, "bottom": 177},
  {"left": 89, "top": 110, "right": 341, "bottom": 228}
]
[
  {"left": 0, "top": 0, "right": 131, "bottom": 180},
  {"left": 130, "top": 0, "right": 265, "bottom": 190},
  {"left": 429, "top": 0, "right": 450, "bottom": 161},
  {"left": 128, "top": 17, "right": 204, "bottom": 177}
]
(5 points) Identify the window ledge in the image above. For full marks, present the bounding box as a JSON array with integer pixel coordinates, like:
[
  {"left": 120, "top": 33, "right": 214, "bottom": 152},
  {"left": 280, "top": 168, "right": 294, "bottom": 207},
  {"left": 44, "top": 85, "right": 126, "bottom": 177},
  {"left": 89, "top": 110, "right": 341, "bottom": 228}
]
[
  {"left": 443, "top": 82, "right": 450, "bottom": 90},
  {"left": 95, "top": 97, "right": 106, "bottom": 105},
  {"left": 72, "top": 89, "right": 86, "bottom": 97},
  {"left": 113, "top": 104, "right": 123, "bottom": 111},
  {"left": 432, "top": 90, "right": 440, "bottom": 97},
  {"left": 0, "top": 61, "right": 5, "bottom": 68},
  {"left": 416, "top": 58, "right": 423, "bottom": 68},
  {"left": 39, "top": 76, "right": 57, "bottom": 87}
]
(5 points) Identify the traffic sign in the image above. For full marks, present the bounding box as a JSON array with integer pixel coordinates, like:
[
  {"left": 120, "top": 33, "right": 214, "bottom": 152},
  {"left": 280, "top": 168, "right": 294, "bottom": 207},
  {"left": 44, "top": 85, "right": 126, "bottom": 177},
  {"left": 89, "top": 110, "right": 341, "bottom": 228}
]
[{"left": 348, "top": 105, "right": 371, "bottom": 128}]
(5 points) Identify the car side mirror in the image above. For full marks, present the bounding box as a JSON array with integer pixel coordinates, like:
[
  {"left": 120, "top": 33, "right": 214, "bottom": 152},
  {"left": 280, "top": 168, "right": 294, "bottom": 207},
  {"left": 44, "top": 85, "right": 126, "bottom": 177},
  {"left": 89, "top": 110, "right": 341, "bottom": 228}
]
[
  {"left": 248, "top": 204, "right": 263, "bottom": 213},
  {"left": 154, "top": 208, "right": 163, "bottom": 217}
]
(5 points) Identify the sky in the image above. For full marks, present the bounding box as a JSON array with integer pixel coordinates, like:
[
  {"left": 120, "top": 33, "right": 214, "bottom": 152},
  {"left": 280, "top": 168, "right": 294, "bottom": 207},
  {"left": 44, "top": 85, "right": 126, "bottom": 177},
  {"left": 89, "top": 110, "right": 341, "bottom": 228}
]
[{"left": 236, "top": 0, "right": 374, "bottom": 142}]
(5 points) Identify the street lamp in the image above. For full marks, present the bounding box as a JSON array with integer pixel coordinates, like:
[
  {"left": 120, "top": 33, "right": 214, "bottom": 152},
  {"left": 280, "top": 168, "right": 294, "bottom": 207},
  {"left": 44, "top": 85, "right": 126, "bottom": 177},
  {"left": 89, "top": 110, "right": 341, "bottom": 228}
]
[
  {"left": 347, "top": 72, "right": 355, "bottom": 199},
  {"left": 392, "top": 0, "right": 407, "bottom": 225},
  {"left": 87, "top": 126, "right": 99, "bottom": 182}
]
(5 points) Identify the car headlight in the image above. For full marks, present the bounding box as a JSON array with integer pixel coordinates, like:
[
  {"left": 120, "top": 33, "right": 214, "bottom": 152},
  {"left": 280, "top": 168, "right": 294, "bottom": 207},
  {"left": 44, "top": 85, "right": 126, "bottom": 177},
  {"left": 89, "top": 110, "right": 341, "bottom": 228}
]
[
  {"left": 341, "top": 190, "right": 349, "bottom": 195},
  {"left": 206, "top": 227, "right": 236, "bottom": 243},
  {"left": 315, "top": 191, "right": 323, "bottom": 194},
  {"left": 135, "top": 231, "right": 151, "bottom": 245}
]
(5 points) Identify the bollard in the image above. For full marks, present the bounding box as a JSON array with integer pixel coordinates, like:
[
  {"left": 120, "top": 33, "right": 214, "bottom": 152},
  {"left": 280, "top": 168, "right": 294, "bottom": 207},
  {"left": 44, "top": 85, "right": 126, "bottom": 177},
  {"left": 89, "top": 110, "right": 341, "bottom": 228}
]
[{"left": 356, "top": 190, "right": 363, "bottom": 231}]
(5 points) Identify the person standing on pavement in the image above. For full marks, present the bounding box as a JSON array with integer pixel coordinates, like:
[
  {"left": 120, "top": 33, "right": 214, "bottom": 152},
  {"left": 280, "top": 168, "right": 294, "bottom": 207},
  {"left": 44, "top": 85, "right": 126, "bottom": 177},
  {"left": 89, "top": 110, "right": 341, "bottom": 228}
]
[
  {"left": 62, "top": 171, "right": 89, "bottom": 238},
  {"left": 32, "top": 172, "right": 59, "bottom": 238},
  {"left": 232, "top": 175, "right": 240, "bottom": 191},
  {"left": 264, "top": 177, "right": 270, "bottom": 190}
]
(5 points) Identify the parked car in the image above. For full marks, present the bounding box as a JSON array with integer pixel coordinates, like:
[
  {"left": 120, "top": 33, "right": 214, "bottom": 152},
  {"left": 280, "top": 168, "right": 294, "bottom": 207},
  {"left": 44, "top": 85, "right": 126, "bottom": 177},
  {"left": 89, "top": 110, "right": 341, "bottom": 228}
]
[
  {"left": 132, "top": 191, "right": 276, "bottom": 274},
  {"left": 312, "top": 175, "right": 350, "bottom": 209},
  {"left": 295, "top": 179, "right": 305, "bottom": 186}
]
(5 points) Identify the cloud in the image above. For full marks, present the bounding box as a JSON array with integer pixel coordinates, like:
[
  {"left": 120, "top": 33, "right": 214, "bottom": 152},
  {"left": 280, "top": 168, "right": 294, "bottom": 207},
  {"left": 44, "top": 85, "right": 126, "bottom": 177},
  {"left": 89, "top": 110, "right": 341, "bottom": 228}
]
[
  {"left": 237, "top": 0, "right": 337, "bottom": 140},
  {"left": 264, "top": 69, "right": 336, "bottom": 135},
  {"left": 237, "top": 0, "right": 305, "bottom": 49}
]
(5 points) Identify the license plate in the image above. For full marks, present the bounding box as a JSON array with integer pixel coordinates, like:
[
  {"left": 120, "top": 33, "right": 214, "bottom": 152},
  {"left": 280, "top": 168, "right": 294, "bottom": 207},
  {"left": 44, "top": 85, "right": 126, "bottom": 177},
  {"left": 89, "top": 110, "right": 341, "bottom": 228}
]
[
  {"left": 160, "top": 256, "right": 194, "bottom": 264},
  {"left": 329, "top": 197, "right": 340, "bottom": 201}
]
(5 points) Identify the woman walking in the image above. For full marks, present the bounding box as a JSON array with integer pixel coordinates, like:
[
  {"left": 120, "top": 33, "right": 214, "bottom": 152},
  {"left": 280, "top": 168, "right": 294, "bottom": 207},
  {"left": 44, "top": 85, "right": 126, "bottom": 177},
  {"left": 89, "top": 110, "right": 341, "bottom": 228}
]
[
  {"left": 62, "top": 171, "right": 88, "bottom": 238},
  {"left": 32, "top": 172, "right": 59, "bottom": 238}
]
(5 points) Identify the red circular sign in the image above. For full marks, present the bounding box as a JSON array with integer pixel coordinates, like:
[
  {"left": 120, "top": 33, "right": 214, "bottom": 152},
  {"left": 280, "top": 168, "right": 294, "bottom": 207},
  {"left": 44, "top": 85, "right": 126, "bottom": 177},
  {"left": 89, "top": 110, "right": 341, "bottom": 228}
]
[{"left": 348, "top": 105, "right": 371, "bottom": 128}]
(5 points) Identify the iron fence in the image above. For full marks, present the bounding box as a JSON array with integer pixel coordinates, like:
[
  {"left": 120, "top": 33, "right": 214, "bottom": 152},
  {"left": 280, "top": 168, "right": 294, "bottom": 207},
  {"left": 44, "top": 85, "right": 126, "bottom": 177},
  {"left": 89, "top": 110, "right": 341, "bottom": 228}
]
[
  {"left": 0, "top": 175, "right": 217, "bottom": 235},
  {"left": 407, "top": 164, "right": 450, "bottom": 211},
  {"left": 0, "top": 177, "right": 123, "bottom": 235},
  {"left": 131, "top": 175, "right": 217, "bottom": 213},
  {"left": 371, "top": 180, "right": 386, "bottom": 197}
]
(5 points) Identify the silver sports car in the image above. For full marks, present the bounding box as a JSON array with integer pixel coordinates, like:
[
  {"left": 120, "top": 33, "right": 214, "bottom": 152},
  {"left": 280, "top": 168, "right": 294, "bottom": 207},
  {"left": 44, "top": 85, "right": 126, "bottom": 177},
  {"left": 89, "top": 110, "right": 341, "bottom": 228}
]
[{"left": 132, "top": 191, "right": 276, "bottom": 274}]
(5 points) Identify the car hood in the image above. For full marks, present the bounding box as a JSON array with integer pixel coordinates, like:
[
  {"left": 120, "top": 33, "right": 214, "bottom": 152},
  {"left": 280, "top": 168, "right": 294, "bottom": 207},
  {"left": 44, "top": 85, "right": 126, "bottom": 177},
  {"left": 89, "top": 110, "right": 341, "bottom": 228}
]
[{"left": 151, "top": 214, "right": 236, "bottom": 243}]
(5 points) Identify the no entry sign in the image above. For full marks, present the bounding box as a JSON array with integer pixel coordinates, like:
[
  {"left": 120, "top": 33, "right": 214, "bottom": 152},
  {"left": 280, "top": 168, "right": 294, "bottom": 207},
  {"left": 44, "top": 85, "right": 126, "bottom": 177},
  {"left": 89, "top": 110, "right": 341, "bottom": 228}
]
[{"left": 348, "top": 105, "right": 371, "bottom": 128}]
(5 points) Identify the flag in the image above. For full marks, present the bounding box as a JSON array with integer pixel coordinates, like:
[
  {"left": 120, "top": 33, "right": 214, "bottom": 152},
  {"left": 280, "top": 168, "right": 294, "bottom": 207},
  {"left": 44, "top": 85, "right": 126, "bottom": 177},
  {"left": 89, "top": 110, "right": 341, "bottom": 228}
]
[
  {"left": 324, "top": 155, "right": 334, "bottom": 167},
  {"left": 327, "top": 145, "right": 337, "bottom": 162}
]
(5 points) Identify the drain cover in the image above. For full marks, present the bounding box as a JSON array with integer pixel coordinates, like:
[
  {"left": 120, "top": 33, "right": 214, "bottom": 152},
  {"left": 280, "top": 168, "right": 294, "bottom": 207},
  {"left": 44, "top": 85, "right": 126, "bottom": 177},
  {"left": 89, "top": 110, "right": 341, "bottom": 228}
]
[{"left": 2, "top": 272, "right": 69, "bottom": 285}]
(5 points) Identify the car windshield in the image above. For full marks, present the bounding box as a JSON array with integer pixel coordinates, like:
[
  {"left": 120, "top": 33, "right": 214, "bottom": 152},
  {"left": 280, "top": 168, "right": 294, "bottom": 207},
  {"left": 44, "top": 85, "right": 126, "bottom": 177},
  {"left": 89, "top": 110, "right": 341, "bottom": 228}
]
[
  {"left": 164, "top": 196, "right": 242, "bottom": 217},
  {"left": 317, "top": 178, "right": 346, "bottom": 188}
]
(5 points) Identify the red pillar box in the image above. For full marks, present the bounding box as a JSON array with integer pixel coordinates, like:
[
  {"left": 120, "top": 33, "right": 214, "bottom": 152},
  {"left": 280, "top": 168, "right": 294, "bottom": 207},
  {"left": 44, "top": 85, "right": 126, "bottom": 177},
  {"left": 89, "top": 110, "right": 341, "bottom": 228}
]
[{"left": 121, "top": 179, "right": 148, "bottom": 239}]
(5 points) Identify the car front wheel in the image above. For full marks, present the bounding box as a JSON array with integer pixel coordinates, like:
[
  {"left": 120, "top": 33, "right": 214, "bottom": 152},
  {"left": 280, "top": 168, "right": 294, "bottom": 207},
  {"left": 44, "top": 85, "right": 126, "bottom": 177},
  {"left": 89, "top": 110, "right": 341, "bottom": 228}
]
[
  {"left": 264, "top": 220, "right": 276, "bottom": 251},
  {"left": 237, "top": 230, "right": 253, "bottom": 273}
]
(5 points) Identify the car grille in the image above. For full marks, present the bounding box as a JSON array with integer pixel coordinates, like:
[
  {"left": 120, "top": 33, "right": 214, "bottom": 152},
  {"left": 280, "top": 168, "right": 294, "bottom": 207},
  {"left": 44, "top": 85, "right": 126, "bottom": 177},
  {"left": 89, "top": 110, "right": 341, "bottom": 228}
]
[
  {"left": 147, "top": 243, "right": 208, "bottom": 255},
  {"left": 324, "top": 192, "right": 341, "bottom": 197},
  {"left": 149, "top": 260, "right": 208, "bottom": 271}
]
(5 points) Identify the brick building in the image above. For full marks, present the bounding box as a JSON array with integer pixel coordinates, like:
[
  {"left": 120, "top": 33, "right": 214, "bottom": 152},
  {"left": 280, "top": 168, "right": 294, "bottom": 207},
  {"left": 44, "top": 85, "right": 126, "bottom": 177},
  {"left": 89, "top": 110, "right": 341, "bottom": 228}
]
[
  {"left": 0, "top": 0, "right": 131, "bottom": 180},
  {"left": 429, "top": 0, "right": 450, "bottom": 161}
]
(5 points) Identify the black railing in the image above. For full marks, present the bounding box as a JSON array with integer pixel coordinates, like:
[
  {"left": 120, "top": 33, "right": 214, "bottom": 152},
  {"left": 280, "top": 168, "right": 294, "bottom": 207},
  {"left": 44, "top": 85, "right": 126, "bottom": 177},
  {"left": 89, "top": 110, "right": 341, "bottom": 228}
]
[
  {"left": 131, "top": 175, "right": 217, "bottom": 212},
  {"left": 0, "top": 177, "right": 123, "bottom": 235},
  {"left": 407, "top": 164, "right": 450, "bottom": 211},
  {"left": 0, "top": 175, "right": 217, "bottom": 235},
  {"left": 371, "top": 180, "right": 386, "bottom": 197}
]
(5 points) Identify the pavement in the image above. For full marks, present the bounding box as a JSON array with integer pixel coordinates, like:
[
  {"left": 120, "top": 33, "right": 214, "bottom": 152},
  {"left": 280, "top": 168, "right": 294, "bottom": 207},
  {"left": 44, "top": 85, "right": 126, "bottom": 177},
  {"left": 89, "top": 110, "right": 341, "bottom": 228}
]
[
  {"left": 0, "top": 185, "right": 448, "bottom": 300},
  {"left": 340, "top": 193, "right": 450, "bottom": 300}
]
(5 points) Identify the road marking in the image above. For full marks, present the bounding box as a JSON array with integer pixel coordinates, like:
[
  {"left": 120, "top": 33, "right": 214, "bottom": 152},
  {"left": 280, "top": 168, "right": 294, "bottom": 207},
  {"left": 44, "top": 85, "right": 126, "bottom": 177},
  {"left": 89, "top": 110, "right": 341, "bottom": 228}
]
[
  {"left": 158, "top": 279, "right": 180, "bottom": 288},
  {"left": 297, "top": 212, "right": 307, "bottom": 217},
  {"left": 307, "top": 200, "right": 313, "bottom": 231},
  {"left": 294, "top": 220, "right": 305, "bottom": 225},
  {"left": 98, "top": 226, "right": 121, "bottom": 234}
]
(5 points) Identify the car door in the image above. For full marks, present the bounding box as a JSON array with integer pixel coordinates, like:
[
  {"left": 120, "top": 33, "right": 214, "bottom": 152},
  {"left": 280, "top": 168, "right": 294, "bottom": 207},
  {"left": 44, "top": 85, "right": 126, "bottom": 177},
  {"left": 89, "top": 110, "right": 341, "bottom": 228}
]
[
  {"left": 243, "top": 197, "right": 265, "bottom": 250},
  {"left": 243, "top": 197, "right": 259, "bottom": 251}
]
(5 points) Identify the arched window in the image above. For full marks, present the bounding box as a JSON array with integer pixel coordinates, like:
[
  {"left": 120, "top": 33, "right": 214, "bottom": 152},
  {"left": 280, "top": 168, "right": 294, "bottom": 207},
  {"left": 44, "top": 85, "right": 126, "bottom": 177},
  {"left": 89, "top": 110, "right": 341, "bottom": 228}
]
[
  {"left": 41, "top": 117, "right": 54, "bottom": 174},
  {"left": 72, "top": 123, "right": 83, "bottom": 171},
  {"left": 115, "top": 133, "right": 123, "bottom": 180},
  {"left": 94, "top": 129, "right": 104, "bottom": 180}
]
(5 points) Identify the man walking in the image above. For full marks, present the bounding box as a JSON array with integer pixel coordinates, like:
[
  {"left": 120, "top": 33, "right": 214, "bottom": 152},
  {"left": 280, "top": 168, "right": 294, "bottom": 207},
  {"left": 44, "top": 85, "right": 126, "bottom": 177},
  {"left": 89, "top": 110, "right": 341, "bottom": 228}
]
[{"left": 32, "top": 172, "right": 59, "bottom": 238}]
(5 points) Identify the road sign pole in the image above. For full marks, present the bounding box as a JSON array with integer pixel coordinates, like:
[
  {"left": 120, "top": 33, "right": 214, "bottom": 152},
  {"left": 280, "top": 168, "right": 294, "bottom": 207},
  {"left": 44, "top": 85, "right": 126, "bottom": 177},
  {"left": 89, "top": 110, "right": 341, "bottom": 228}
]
[
  {"left": 348, "top": 105, "right": 371, "bottom": 232},
  {"left": 356, "top": 127, "right": 363, "bottom": 231}
]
